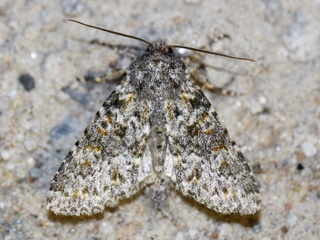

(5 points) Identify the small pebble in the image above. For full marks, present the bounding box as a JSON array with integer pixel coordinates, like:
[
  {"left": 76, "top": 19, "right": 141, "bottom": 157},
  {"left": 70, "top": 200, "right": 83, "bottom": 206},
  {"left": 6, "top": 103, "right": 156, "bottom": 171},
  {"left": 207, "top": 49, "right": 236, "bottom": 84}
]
[
  {"left": 296, "top": 163, "right": 304, "bottom": 171},
  {"left": 301, "top": 142, "right": 317, "bottom": 157},
  {"left": 18, "top": 73, "right": 35, "bottom": 91}
]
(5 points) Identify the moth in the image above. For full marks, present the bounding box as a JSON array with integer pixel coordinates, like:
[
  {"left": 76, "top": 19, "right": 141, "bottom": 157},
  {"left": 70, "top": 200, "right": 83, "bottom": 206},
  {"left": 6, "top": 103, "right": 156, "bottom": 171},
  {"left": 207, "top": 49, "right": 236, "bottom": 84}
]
[{"left": 47, "top": 20, "right": 261, "bottom": 216}]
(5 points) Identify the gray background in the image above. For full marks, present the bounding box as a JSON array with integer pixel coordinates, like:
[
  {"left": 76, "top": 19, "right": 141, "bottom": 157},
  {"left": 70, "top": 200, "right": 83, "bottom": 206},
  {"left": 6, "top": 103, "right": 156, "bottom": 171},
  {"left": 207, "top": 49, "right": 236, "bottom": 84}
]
[{"left": 0, "top": 0, "right": 319, "bottom": 239}]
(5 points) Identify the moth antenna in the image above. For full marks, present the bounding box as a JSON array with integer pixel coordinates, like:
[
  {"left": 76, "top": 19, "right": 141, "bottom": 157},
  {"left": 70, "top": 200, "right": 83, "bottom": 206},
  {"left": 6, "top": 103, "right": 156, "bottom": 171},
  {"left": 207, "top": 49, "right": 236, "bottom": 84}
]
[
  {"left": 169, "top": 44, "right": 255, "bottom": 62},
  {"left": 68, "top": 19, "right": 152, "bottom": 46},
  {"left": 69, "top": 19, "right": 254, "bottom": 62}
]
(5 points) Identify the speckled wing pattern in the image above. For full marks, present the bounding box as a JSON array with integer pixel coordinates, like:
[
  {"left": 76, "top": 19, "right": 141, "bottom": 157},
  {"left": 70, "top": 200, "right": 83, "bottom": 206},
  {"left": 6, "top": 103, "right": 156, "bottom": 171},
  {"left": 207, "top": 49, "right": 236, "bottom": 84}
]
[
  {"left": 48, "top": 41, "right": 260, "bottom": 216},
  {"left": 163, "top": 80, "right": 260, "bottom": 215},
  {"left": 47, "top": 80, "right": 154, "bottom": 216}
]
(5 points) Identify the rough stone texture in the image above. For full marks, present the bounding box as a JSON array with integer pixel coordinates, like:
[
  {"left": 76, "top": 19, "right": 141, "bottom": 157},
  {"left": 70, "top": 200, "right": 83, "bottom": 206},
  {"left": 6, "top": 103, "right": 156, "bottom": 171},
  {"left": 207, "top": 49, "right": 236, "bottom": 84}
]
[{"left": 0, "top": 0, "right": 319, "bottom": 239}]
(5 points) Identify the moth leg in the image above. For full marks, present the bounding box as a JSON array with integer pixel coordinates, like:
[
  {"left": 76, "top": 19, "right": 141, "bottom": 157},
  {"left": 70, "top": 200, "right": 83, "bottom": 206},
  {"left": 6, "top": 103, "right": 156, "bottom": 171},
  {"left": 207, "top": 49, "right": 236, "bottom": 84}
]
[
  {"left": 188, "top": 54, "right": 246, "bottom": 76},
  {"left": 88, "top": 39, "right": 141, "bottom": 59},
  {"left": 185, "top": 42, "right": 249, "bottom": 96},
  {"left": 189, "top": 68, "right": 239, "bottom": 96},
  {"left": 74, "top": 38, "right": 141, "bottom": 84},
  {"left": 77, "top": 69, "right": 126, "bottom": 84}
]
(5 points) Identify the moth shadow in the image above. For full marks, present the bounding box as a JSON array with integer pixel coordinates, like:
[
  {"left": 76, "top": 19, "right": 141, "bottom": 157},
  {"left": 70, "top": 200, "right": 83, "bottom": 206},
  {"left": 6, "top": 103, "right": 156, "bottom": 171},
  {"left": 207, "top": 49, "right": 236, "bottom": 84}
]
[
  {"left": 178, "top": 193, "right": 261, "bottom": 227},
  {"left": 47, "top": 210, "right": 104, "bottom": 223}
]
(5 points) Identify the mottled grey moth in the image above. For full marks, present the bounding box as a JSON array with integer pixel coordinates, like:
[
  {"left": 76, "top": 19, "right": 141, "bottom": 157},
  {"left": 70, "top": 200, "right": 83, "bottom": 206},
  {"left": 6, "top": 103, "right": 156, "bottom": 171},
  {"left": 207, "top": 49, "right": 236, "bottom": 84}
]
[{"left": 47, "top": 20, "right": 261, "bottom": 216}]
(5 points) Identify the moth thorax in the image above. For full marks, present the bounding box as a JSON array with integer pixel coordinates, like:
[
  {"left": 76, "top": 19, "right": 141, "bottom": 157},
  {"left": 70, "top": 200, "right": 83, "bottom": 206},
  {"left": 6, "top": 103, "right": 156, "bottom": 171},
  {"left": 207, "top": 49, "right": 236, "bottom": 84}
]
[{"left": 131, "top": 56, "right": 186, "bottom": 100}]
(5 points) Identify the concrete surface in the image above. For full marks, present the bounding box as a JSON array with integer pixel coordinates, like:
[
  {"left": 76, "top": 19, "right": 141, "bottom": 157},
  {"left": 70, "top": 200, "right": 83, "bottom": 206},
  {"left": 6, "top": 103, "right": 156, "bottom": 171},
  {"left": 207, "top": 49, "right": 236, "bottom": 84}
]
[{"left": 0, "top": 0, "right": 319, "bottom": 239}]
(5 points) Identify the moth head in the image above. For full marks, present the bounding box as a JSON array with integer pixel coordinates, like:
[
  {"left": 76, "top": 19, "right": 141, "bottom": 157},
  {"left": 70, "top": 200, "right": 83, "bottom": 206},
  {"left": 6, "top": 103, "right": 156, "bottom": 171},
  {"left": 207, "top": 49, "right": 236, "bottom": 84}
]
[{"left": 146, "top": 41, "right": 174, "bottom": 55}]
